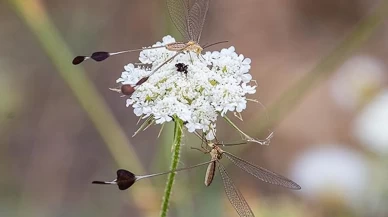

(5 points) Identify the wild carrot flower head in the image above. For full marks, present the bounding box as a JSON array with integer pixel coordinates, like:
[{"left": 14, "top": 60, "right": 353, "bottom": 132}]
[{"left": 116, "top": 36, "right": 257, "bottom": 140}]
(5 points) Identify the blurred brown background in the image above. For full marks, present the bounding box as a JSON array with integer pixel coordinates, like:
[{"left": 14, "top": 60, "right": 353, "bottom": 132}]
[{"left": 1, "top": 0, "right": 388, "bottom": 217}]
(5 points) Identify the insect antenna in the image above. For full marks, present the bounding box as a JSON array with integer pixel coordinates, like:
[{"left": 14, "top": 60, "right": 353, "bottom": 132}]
[
  {"left": 203, "top": 40, "right": 229, "bottom": 49},
  {"left": 72, "top": 46, "right": 166, "bottom": 65}
]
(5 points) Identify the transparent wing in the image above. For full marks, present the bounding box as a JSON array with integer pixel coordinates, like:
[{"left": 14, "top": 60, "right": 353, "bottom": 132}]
[
  {"left": 223, "top": 152, "right": 301, "bottom": 190},
  {"left": 167, "top": 0, "right": 191, "bottom": 41},
  {"left": 187, "top": 0, "right": 210, "bottom": 42},
  {"left": 218, "top": 162, "right": 255, "bottom": 217}
]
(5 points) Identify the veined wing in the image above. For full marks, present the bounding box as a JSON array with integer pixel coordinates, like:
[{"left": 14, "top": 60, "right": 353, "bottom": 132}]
[
  {"left": 223, "top": 152, "right": 301, "bottom": 190},
  {"left": 218, "top": 162, "right": 255, "bottom": 217},
  {"left": 188, "top": 0, "right": 210, "bottom": 42},
  {"left": 167, "top": 0, "right": 190, "bottom": 41}
]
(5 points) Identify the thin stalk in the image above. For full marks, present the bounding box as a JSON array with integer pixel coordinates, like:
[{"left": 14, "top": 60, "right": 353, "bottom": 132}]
[
  {"left": 160, "top": 118, "right": 184, "bottom": 217},
  {"left": 8, "top": 1, "right": 158, "bottom": 216}
]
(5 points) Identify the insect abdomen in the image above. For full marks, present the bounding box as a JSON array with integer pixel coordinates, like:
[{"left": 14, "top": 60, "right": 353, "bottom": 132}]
[
  {"left": 204, "top": 161, "right": 216, "bottom": 186},
  {"left": 166, "top": 42, "right": 187, "bottom": 51}
]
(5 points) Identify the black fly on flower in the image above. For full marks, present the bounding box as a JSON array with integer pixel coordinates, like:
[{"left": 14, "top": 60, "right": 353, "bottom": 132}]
[{"left": 175, "top": 63, "right": 189, "bottom": 76}]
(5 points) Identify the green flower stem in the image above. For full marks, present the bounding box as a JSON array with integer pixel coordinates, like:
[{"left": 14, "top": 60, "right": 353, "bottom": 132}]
[{"left": 160, "top": 118, "right": 183, "bottom": 217}]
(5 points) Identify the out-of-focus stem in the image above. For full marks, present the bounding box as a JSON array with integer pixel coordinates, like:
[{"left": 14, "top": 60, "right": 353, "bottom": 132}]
[
  {"left": 8, "top": 0, "right": 158, "bottom": 216},
  {"left": 251, "top": 1, "right": 388, "bottom": 135}
]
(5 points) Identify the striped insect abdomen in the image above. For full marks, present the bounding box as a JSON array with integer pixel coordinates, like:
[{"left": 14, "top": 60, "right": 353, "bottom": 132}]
[
  {"left": 166, "top": 42, "right": 188, "bottom": 51},
  {"left": 204, "top": 161, "right": 216, "bottom": 186}
]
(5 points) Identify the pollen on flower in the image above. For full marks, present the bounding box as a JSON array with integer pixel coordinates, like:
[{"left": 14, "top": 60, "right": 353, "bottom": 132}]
[{"left": 115, "top": 36, "right": 257, "bottom": 139}]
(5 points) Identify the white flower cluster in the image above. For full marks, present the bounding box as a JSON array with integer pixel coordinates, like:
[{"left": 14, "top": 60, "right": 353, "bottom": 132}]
[{"left": 116, "top": 36, "right": 256, "bottom": 139}]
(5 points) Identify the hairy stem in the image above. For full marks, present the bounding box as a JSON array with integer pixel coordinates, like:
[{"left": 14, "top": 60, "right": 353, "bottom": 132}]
[{"left": 160, "top": 118, "right": 183, "bottom": 217}]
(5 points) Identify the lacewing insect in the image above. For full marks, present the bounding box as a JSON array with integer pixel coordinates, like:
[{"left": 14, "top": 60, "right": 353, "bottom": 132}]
[
  {"left": 73, "top": 0, "right": 212, "bottom": 78},
  {"left": 92, "top": 160, "right": 213, "bottom": 190},
  {"left": 192, "top": 133, "right": 301, "bottom": 217}
]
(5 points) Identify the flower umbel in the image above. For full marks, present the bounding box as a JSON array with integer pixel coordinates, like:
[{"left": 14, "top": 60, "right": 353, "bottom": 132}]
[{"left": 116, "top": 36, "right": 259, "bottom": 140}]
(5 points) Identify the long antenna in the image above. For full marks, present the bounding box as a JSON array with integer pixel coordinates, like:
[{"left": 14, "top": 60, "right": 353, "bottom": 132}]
[
  {"left": 92, "top": 160, "right": 215, "bottom": 190},
  {"left": 203, "top": 40, "right": 229, "bottom": 49},
  {"left": 136, "top": 160, "right": 214, "bottom": 180},
  {"left": 72, "top": 45, "right": 166, "bottom": 65}
]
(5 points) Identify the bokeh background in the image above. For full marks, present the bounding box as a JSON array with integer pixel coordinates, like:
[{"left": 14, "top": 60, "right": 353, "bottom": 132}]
[{"left": 1, "top": 0, "right": 388, "bottom": 217}]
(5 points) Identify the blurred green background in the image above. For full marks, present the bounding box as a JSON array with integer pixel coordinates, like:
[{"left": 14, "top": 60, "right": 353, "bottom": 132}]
[{"left": 1, "top": 0, "right": 388, "bottom": 217}]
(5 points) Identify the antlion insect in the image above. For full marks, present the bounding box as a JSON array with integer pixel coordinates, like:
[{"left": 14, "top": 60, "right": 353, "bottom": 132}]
[
  {"left": 73, "top": 0, "right": 222, "bottom": 78},
  {"left": 92, "top": 131, "right": 300, "bottom": 217},
  {"left": 192, "top": 132, "right": 301, "bottom": 217}
]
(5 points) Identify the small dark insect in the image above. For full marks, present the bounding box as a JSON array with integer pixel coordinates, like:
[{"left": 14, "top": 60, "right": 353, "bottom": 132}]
[{"left": 175, "top": 63, "right": 188, "bottom": 75}]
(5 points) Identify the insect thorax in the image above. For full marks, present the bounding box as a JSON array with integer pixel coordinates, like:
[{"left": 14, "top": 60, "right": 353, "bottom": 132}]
[
  {"left": 210, "top": 147, "right": 222, "bottom": 160},
  {"left": 186, "top": 41, "right": 203, "bottom": 54}
]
